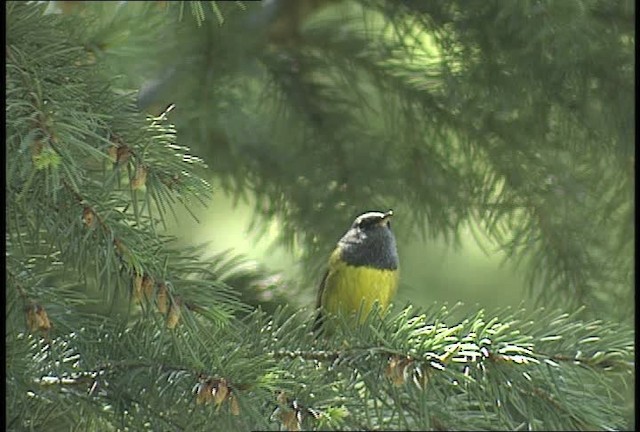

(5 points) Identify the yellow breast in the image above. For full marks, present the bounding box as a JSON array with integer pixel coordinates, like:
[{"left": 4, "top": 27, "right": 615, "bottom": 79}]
[{"left": 320, "top": 250, "right": 399, "bottom": 323}]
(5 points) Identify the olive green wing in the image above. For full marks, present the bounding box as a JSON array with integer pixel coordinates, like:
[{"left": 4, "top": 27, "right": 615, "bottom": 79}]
[{"left": 312, "top": 270, "right": 329, "bottom": 332}]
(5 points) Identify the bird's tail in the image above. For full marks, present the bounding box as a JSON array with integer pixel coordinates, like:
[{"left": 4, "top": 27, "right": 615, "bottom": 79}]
[{"left": 312, "top": 309, "right": 325, "bottom": 335}]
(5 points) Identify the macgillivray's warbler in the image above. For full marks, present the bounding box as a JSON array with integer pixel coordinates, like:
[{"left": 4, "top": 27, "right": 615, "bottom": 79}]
[{"left": 313, "top": 210, "right": 399, "bottom": 332}]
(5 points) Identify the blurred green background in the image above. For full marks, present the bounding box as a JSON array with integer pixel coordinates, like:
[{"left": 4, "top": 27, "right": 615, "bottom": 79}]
[
  {"left": 41, "top": 0, "right": 632, "bottom": 320},
  {"left": 167, "top": 190, "right": 530, "bottom": 312}
]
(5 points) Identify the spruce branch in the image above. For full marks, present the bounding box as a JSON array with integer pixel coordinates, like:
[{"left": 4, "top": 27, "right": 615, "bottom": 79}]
[
  {"left": 16, "top": 305, "right": 631, "bottom": 430},
  {"left": 6, "top": 2, "right": 634, "bottom": 430}
]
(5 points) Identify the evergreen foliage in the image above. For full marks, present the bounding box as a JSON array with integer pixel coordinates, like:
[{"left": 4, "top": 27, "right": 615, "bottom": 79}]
[{"left": 5, "top": 1, "right": 634, "bottom": 430}]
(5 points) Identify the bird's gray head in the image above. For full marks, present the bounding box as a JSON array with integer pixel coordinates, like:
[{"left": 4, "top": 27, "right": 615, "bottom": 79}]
[{"left": 338, "top": 210, "right": 399, "bottom": 270}]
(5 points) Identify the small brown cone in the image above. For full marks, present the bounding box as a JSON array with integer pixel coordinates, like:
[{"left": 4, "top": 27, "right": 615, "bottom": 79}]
[
  {"left": 26, "top": 304, "right": 52, "bottom": 333},
  {"left": 385, "top": 356, "right": 412, "bottom": 387},
  {"left": 277, "top": 391, "right": 288, "bottom": 405},
  {"left": 229, "top": 393, "right": 240, "bottom": 416},
  {"left": 156, "top": 284, "right": 169, "bottom": 314},
  {"left": 107, "top": 145, "right": 118, "bottom": 162},
  {"left": 116, "top": 146, "right": 132, "bottom": 165},
  {"left": 280, "top": 409, "right": 301, "bottom": 432},
  {"left": 82, "top": 206, "right": 95, "bottom": 228},
  {"left": 131, "top": 165, "right": 148, "bottom": 190},
  {"left": 35, "top": 305, "right": 52, "bottom": 331},
  {"left": 213, "top": 379, "right": 229, "bottom": 406},
  {"left": 166, "top": 298, "right": 182, "bottom": 329},
  {"left": 141, "top": 275, "right": 154, "bottom": 300},
  {"left": 195, "top": 381, "right": 214, "bottom": 405},
  {"left": 26, "top": 305, "right": 39, "bottom": 332}
]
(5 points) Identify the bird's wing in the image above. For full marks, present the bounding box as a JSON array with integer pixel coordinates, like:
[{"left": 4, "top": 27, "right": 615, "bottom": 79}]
[{"left": 312, "top": 269, "right": 330, "bottom": 332}]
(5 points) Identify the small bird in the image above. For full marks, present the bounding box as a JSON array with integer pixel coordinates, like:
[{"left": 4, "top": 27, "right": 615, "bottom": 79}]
[{"left": 313, "top": 210, "right": 399, "bottom": 333}]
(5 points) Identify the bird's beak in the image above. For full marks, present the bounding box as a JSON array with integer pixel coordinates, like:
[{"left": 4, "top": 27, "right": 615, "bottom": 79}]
[{"left": 378, "top": 210, "right": 394, "bottom": 225}]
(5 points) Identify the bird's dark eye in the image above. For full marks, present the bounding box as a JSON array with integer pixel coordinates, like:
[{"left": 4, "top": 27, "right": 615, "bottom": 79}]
[{"left": 357, "top": 217, "right": 377, "bottom": 229}]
